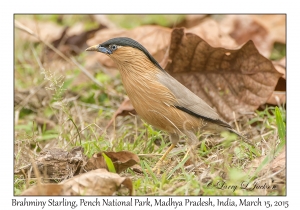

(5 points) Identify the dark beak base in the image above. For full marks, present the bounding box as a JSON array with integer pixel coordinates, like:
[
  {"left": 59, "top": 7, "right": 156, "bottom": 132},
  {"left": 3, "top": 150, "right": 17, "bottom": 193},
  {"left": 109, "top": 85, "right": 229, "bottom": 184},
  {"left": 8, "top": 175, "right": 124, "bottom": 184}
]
[{"left": 85, "top": 45, "right": 112, "bottom": 54}]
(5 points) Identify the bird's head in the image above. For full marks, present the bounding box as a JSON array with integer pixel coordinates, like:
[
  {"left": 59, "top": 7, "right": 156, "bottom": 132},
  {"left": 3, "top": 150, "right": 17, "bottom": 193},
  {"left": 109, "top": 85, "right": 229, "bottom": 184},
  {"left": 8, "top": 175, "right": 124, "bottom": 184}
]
[{"left": 86, "top": 37, "right": 164, "bottom": 72}]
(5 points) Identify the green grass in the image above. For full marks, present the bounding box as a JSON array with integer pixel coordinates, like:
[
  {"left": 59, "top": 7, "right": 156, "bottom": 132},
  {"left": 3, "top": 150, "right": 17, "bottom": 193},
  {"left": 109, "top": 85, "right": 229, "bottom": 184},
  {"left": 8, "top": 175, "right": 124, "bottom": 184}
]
[
  {"left": 103, "top": 153, "right": 117, "bottom": 173},
  {"left": 270, "top": 42, "right": 286, "bottom": 61},
  {"left": 14, "top": 14, "right": 286, "bottom": 196}
]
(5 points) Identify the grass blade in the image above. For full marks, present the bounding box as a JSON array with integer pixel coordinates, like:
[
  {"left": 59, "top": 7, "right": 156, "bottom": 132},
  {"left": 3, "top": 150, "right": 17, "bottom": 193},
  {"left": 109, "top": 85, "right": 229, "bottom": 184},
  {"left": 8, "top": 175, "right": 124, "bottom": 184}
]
[
  {"left": 275, "top": 107, "right": 286, "bottom": 142},
  {"left": 275, "top": 107, "right": 286, "bottom": 156},
  {"left": 102, "top": 153, "right": 116, "bottom": 173}
]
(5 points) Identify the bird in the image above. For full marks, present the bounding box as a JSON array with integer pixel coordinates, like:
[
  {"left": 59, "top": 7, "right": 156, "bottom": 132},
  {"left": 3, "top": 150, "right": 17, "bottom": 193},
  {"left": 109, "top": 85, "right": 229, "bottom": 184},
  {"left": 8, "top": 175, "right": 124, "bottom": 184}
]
[{"left": 86, "top": 37, "right": 247, "bottom": 174}]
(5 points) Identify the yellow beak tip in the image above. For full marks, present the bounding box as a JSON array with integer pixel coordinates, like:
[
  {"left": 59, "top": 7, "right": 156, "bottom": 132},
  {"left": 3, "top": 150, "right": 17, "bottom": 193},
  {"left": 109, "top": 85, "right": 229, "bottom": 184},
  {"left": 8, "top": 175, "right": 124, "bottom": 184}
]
[{"left": 85, "top": 45, "right": 98, "bottom": 52}]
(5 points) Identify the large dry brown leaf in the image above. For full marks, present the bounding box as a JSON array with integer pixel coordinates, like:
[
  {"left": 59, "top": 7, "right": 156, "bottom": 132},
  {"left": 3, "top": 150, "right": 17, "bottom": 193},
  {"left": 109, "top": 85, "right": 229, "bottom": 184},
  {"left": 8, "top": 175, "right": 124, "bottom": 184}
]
[
  {"left": 84, "top": 150, "right": 140, "bottom": 173},
  {"left": 61, "top": 169, "right": 133, "bottom": 195},
  {"left": 86, "top": 25, "right": 171, "bottom": 68},
  {"left": 21, "top": 183, "right": 65, "bottom": 195},
  {"left": 164, "top": 28, "right": 282, "bottom": 121},
  {"left": 21, "top": 169, "right": 133, "bottom": 195}
]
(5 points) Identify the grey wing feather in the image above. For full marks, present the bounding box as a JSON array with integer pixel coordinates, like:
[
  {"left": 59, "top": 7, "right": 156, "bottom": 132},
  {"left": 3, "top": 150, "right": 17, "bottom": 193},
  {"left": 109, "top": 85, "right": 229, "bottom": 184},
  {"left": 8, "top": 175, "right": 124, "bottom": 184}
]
[{"left": 157, "top": 72, "right": 232, "bottom": 128}]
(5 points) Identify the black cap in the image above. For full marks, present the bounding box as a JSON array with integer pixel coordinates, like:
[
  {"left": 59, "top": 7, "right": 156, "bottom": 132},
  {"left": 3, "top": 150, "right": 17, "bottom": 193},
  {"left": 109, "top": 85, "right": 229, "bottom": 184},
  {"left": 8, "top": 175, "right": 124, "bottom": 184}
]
[{"left": 100, "top": 37, "right": 164, "bottom": 71}]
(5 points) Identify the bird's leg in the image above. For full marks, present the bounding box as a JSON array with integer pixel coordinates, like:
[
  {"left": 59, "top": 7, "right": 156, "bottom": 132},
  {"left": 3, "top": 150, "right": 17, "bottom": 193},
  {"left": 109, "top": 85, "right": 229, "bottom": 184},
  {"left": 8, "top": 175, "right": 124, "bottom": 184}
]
[
  {"left": 152, "top": 133, "right": 179, "bottom": 174},
  {"left": 182, "top": 147, "right": 192, "bottom": 161},
  {"left": 152, "top": 144, "right": 175, "bottom": 174},
  {"left": 181, "top": 130, "right": 199, "bottom": 165}
]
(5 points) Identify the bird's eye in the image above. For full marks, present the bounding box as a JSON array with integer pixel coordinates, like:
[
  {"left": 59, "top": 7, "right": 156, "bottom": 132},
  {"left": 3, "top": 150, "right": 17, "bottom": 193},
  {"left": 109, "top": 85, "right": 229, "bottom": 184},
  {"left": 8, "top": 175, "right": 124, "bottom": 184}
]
[{"left": 110, "top": 44, "right": 117, "bottom": 51}]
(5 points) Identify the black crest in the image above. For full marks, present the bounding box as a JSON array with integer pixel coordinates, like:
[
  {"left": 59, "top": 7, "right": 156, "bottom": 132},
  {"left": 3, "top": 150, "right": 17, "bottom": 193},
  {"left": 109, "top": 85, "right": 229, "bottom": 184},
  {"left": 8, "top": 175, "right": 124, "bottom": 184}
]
[{"left": 100, "top": 37, "right": 164, "bottom": 71}]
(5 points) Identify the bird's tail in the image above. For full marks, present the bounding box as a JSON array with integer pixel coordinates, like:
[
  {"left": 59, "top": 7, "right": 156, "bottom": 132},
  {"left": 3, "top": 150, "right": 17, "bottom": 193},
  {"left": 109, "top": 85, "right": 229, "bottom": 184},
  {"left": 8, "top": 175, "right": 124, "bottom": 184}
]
[
  {"left": 228, "top": 128, "right": 242, "bottom": 137},
  {"left": 228, "top": 128, "right": 254, "bottom": 147}
]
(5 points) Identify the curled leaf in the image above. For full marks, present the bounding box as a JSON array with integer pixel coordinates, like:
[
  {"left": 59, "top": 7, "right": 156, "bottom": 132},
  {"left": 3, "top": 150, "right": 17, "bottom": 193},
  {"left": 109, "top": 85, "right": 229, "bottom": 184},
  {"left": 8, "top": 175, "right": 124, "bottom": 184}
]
[
  {"left": 84, "top": 151, "right": 140, "bottom": 173},
  {"left": 21, "top": 169, "right": 133, "bottom": 195}
]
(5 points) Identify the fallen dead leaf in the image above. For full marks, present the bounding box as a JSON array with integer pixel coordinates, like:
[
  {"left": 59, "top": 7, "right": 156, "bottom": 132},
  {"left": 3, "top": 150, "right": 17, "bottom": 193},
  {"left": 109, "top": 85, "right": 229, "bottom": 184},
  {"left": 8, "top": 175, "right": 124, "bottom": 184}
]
[
  {"left": 16, "top": 17, "right": 64, "bottom": 43},
  {"left": 105, "top": 151, "right": 140, "bottom": 173},
  {"left": 84, "top": 152, "right": 107, "bottom": 171},
  {"left": 21, "top": 183, "right": 65, "bottom": 196},
  {"left": 266, "top": 91, "right": 286, "bottom": 105},
  {"left": 219, "top": 15, "right": 277, "bottom": 58},
  {"left": 131, "top": 164, "right": 143, "bottom": 173},
  {"left": 251, "top": 15, "right": 286, "bottom": 44},
  {"left": 270, "top": 149, "right": 286, "bottom": 172},
  {"left": 61, "top": 169, "right": 133, "bottom": 195},
  {"left": 175, "top": 15, "right": 208, "bottom": 29},
  {"left": 84, "top": 150, "right": 140, "bottom": 173},
  {"left": 187, "top": 18, "right": 238, "bottom": 49},
  {"left": 21, "top": 169, "right": 133, "bottom": 195},
  {"left": 238, "top": 144, "right": 286, "bottom": 194},
  {"left": 247, "top": 149, "right": 286, "bottom": 173},
  {"left": 165, "top": 28, "right": 282, "bottom": 121},
  {"left": 111, "top": 97, "right": 136, "bottom": 118},
  {"left": 267, "top": 57, "right": 286, "bottom": 105},
  {"left": 51, "top": 24, "right": 104, "bottom": 56},
  {"left": 272, "top": 57, "right": 286, "bottom": 79},
  {"left": 100, "top": 98, "right": 136, "bottom": 134}
]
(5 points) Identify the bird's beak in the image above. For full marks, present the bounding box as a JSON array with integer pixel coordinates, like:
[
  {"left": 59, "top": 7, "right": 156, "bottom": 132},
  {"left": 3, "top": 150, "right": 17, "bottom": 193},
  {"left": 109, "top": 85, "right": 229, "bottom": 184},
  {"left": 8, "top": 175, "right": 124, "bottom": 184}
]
[
  {"left": 85, "top": 45, "right": 99, "bottom": 51},
  {"left": 85, "top": 45, "right": 112, "bottom": 54}
]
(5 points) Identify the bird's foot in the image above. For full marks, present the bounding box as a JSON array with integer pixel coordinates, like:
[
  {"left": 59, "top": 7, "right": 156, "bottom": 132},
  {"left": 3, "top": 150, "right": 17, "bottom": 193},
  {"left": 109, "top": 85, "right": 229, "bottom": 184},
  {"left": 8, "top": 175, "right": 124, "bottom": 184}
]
[
  {"left": 152, "top": 161, "right": 163, "bottom": 175},
  {"left": 148, "top": 143, "right": 176, "bottom": 175},
  {"left": 180, "top": 145, "right": 198, "bottom": 167},
  {"left": 182, "top": 147, "right": 191, "bottom": 161},
  {"left": 148, "top": 159, "right": 171, "bottom": 175},
  {"left": 144, "top": 160, "right": 162, "bottom": 175}
]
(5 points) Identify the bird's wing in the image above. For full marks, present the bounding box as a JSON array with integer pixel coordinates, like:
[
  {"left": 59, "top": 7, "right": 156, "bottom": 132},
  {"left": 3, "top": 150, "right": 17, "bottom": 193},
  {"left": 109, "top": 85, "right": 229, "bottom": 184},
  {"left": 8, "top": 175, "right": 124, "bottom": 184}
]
[{"left": 157, "top": 72, "right": 232, "bottom": 129}]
